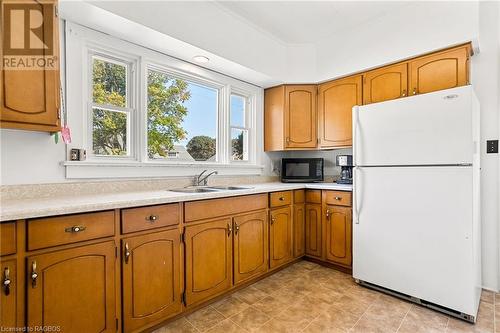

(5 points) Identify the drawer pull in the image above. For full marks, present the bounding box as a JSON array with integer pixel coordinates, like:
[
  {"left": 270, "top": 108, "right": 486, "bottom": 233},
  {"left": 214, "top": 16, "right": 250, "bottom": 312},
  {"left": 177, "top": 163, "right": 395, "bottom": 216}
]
[
  {"left": 31, "top": 261, "right": 38, "bottom": 288},
  {"left": 65, "top": 225, "right": 86, "bottom": 233},
  {"left": 334, "top": 196, "right": 342, "bottom": 201},
  {"left": 124, "top": 243, "right": 131, "bottom": 263},
  {"left": 146, "top": 215, "right": 158, "bottom": 222},
  {"left": 3, "top": 267, "right": 11, "bottom": 296},
  {"left": 279, "top": 197, "right": 285, "bottom": 201}
]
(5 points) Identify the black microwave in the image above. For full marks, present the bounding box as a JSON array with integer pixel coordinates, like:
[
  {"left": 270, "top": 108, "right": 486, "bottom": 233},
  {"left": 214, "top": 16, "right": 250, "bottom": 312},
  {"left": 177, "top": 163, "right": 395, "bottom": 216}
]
[{"left": 281, "top": 158, "right": 324, "bottom": 183}]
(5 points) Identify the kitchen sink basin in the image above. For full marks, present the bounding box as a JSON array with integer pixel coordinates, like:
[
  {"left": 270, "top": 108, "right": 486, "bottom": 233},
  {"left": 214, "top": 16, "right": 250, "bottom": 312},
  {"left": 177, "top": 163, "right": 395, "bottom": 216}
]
[
  {"left": 207, "top": 186, "right": 253, "bottom": 191},
  {"left": 169, "top": 187, "right": 219, "bottom": 193}
]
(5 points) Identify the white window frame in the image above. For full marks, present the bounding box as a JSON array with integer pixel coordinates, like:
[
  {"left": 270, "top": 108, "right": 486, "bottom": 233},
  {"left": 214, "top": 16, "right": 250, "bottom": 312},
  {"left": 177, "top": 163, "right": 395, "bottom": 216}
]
[
  {"left": 64, "top": 22, "right": 264, "bottom": 179},
  {"left": 229, "top": 91, "right": 254, "bottom": 163}
]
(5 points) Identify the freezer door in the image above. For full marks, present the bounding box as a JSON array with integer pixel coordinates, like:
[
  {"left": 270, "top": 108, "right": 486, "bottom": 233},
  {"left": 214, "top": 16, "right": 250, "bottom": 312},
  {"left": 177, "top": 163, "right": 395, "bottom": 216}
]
[
  {"left": 352, "top": 166, "right": 478, "bottom": 317},
  {"left": 353, "top": 86, "right": 473, "bottom": 166}
]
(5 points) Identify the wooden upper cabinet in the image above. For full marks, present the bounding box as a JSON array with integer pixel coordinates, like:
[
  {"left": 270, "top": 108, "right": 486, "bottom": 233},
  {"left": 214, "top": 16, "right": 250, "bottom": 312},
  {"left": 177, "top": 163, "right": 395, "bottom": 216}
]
[
  {"left": 184, "top": 219, "right": 232, "bottom": 306},
  {"left": 293, "top": 203, "right": 305, "bottom": 258},
  {"left": 284, "top": 85, "right": 317, "bottom": 148},
  {"left": 318, "top": 75, "right": 362, "bottom": 148},
  {"left": 409, "top": 45, "right": 470, "bottom": 96},
  {"left": 324, "top": 205, "right": 352, "bottom": 267},
  {"left": 122, "top": 230, "right": 181, "bottom": 333},
  {"left": 1, "top": 260, "right": 17, "bottom": 330},
  {"left": 27, "top": 241, "right": 116, "bottom": 333},
  {"left": 233, "top": 211, "right": 268, "bottom": 285},
  {"left": 264, "top": 85, "right": 317, "bottom": 151},
  {"left": 305, "top": 204, "right": 322, "bottom": 258},
  {"left": 1, "top": 0, "right": 61, "bottom": 132},
  {"left": 363, "top": 63, "right": 408, "bottom": 104},
  {"left": 269, "top": 207, "right": 293, "bottom": 268}
]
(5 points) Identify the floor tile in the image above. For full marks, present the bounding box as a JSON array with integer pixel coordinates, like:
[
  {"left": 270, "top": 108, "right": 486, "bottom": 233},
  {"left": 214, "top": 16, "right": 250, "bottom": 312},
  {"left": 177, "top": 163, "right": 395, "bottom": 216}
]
[
  {"left": 398, "top": 305, "right": 448, "bottom": 333},
  {"left": 186, "top": 306, "right": 225, "bottom": 332},
  {"left": 211, "top": 294, "right": 249, "bottom": 318},
  {"left": 205, "top": 318, "right": 247, "bottom": 333},
  {"left": 252, "top": 295, "right": 290, "bottom": 318},
  {"left": 229, "top": 306, "right": 271, "bottom": 331},
  {"left": 252, "top": 275, "right": 284, "bottom": 294},
  {"left": 329, "top": 294, "right": 372, "bottom": 317},
  {"left": 234, "top": 286, "right": 268, "bottom": 305},
  {"left": 152, "top": 317, "right": 198, "bottom": 333},
  {"left": 304, "top": 308, "right": 359, "bottom": 332},
  {"left": 481, "top": 290, "right": 495, "bottom": 304}
]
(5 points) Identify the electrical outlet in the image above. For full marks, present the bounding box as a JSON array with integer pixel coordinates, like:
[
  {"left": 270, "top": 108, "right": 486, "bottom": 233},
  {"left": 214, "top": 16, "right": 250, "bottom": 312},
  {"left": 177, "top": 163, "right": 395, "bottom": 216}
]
[{"left": 486, "top": 140, "right": 498, "bottom": 154}]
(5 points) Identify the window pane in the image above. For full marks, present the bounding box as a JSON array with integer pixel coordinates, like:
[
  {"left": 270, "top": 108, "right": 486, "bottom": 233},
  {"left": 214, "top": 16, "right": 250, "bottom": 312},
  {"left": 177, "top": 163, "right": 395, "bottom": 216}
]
[
  {"left": 147, "top": 70, "right": 218, "bottom": 162},
  {"left": 92, "top": 58, "right": 127, "bottom": 107},
  {"left": 92, "top": 108, "right": 128, "bottom": 156},
  {"left": 231, "top": 128, "right": 248, "bottom": 161},
  {"left": 230, "top": 94, "right": 245, "bottom": 127}
]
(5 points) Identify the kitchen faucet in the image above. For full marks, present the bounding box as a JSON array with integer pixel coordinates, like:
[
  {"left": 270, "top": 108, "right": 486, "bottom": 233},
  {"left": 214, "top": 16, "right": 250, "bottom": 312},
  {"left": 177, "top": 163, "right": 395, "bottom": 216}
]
[{"left": 195, "top": 170, "right": 218, "bottom": 186}]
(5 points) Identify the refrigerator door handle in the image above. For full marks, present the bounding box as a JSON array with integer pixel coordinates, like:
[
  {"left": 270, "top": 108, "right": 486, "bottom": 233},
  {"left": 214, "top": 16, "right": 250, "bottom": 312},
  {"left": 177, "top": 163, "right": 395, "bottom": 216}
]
[
  {"left": 354, "top": 167, "right": 362, "bottom": 224},
  {"left": 352, "top": 106, "right": 360, "bottom": 166}
]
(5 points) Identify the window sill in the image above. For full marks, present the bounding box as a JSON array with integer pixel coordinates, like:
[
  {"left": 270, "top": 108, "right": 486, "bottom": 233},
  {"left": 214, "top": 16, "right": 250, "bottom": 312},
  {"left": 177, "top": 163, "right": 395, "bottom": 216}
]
[{"left": 63, "top": 160, "right": 265, "bottom": 179}]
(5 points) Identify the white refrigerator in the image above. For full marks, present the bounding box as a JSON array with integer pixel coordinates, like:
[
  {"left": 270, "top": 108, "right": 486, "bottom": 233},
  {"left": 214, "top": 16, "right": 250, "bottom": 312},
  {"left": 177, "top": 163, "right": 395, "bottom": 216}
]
[{"left": 352, "top": 86, "right": 481, "bottom": 322}]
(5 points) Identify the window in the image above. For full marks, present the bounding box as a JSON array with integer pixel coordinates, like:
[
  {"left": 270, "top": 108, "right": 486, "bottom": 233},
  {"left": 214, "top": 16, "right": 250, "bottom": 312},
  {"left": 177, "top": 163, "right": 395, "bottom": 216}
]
[
  {"left": 66, "top": 23, "right": 263, "bottom": 178},
  {"left": 230, "top": 94, "right": 249, "bottom": 161},
  {"left": 147, "top": 69, "right": 218, "bottom": 162},
  {"left": 90, "top": 55, "right": 132, "bottom": 157}
]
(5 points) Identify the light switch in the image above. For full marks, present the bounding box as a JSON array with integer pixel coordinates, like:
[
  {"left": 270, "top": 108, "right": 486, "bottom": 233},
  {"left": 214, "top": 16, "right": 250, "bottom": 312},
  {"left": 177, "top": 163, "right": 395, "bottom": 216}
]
[{"left": 486, "top": 140, "right": 498, "bottom": 154}]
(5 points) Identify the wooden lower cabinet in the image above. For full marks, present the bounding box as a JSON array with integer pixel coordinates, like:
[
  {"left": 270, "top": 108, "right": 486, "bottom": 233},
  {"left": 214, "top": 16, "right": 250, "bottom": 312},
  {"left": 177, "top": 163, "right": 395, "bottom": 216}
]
[
  {"left": 26, "top": 241, "right": 116, "bottom": 333},
  {"left": 184, "top": 219, "right": 232, "bottom": 306},
  {"left": 324, "top": 205, "right": 352, "bottom": 267},
  {"left": 233, "top": 211, "right": 268, "bottom": 285},
  {"left": 293, "top": 204, "right": 305, "bottom": 257},
  {"left": 269, "top": 207, "right": 293, "bottom": 269},
  {"left": 305, "top": 204, "right": 322, "bottom": 258},
  {"left": 0, "top": 259, "right": 16, "bottom": 329},
  {"left": 122, "top": 230, "right": 181, "bottom": 333}
]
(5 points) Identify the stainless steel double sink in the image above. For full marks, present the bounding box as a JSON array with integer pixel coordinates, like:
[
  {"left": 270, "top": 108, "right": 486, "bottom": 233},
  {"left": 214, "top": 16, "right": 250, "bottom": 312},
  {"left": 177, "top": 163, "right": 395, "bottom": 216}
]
[{"left": 169, "top": 186, "right": 252, "bottom": 193}]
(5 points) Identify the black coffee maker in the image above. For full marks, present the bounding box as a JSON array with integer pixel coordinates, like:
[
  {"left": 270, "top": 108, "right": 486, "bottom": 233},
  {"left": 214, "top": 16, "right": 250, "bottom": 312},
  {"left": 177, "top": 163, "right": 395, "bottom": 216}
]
[{"left": 336, "top": 155, "right": 353, "bottom": 184}]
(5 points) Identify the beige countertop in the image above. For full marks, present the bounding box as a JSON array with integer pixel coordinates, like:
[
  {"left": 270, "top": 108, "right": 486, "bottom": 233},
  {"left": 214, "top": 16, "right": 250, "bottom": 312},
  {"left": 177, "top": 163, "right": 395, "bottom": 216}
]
[{"left": 0, "top": 182, "right": 352, "bottom": 221}]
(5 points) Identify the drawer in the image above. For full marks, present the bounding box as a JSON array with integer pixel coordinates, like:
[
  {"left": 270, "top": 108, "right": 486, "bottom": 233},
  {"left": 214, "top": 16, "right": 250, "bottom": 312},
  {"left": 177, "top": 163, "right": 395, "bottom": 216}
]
[
  {"left": 305, "top": 190, "right": 321, "bottom": 204},
  {"left": 121, "top": 203, "right": 180, "bottom": 234},
  {"left": 269, "top": 191, "right": 292, "bottom": 208},
  {"left": 27, "top": 211, "right": 115, "bottom": 251},
  {"left": 294, "top": 190, "right": 305, "bottom": 203},
  {"left": 324, "top": 191, "right": 352, "bottom": 206},
  {"left": 185, "top": 194, "right": 268, "bottom": 222},
  {"left": 1, "top": 222, "right": 16, "bottom": 256}
]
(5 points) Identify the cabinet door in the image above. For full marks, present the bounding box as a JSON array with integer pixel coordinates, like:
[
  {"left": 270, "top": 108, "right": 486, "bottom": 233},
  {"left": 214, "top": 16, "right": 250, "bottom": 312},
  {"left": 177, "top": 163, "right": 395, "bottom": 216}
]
[
  {"left": 325, "top": 205, "right": 352, "bottom": 267},
  {"left": 409, "top": 46, "right": 469, "bottom": 96},
  {"left": 233, "top": 211, "right": 268, "bottom": 285},
  {"left": 27, "top": 241, "right": 116, "bottom": 333},
  {"left": 293, "top": 204, "right": 305, "bottom": 258},
  {"left": 1, "top": 260, "right": 16, "bottom": 330},
  {"left": 305, "top": 204, "right": 322, "bottom": 258},
  {"left": 122, "top": 230, "right": 181, "bottom": 332},
  {"left": 269, "top": 207, "right": 293, "bottom": 269},
  {"left": 284, "top": 85, "right": 317, "bottom": 148},
  {"left": 185, "top": 219, "right": 232, "bottom": 306},
  {"left": 1, "top": 0, "right": 60, "bottom": 131},
  {"left": 363, "top": 63, "right": 408, "bottom": 104},
  {"left": 318, "top": 75, "right": 362, "bottom": 148}
]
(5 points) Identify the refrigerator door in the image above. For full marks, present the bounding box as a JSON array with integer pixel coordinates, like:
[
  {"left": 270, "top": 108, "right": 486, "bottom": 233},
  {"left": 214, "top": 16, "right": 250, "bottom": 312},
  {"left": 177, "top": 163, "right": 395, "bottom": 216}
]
[
  {"left": 352, "top": 166, "right": 477, "bottom": 317},
  {"left": 353, "top": 86, "right": 473, "bottom": 166}
]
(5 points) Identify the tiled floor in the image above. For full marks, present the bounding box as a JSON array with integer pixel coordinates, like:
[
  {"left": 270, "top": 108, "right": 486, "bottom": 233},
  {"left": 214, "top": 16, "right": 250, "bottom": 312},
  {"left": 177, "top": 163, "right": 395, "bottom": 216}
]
[{"left": 153, "top": 260, "right": 498, "bottom": 333}]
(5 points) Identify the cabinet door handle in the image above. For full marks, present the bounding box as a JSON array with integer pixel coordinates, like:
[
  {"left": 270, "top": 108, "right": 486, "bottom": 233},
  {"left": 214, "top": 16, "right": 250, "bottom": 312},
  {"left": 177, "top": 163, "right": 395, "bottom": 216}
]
[
  {"left": 227, "top": 223, "right": 232, "bottom": 236},
  {"left": 234, "top": 223, "right": 240, "bottom": 235},
  {"left": 146, "top": 215, "right": 158, "bottom": 222},
  {"left": 31, "top": 261, "right": 38, "bottom": 288},
  {"left": 412, "top": 88, "right": 417, "bottom": 95},
  {"left": 326, "top": 209, "right": 331, "bottom": 220},
  {"left": 3, "top": 267, "right": 11, "bottom": 296},
  {"left": 401, "top": 89, "right": 407, "bottom": 97},
  {"left": 124, "top": 243, "right": 131, "bottom": 263},
  {"left": 65, "top": 225, "right": 86, "bottom": 233},
  {"left": 271, "top": 217, "right": 276, "bottom": 225}
]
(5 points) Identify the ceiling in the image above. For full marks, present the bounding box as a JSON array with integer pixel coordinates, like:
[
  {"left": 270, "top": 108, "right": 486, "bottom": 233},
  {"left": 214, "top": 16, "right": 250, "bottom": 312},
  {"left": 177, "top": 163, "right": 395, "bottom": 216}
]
[{"left": 215, "top": 1, "right": 412, "bottom": 44}]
